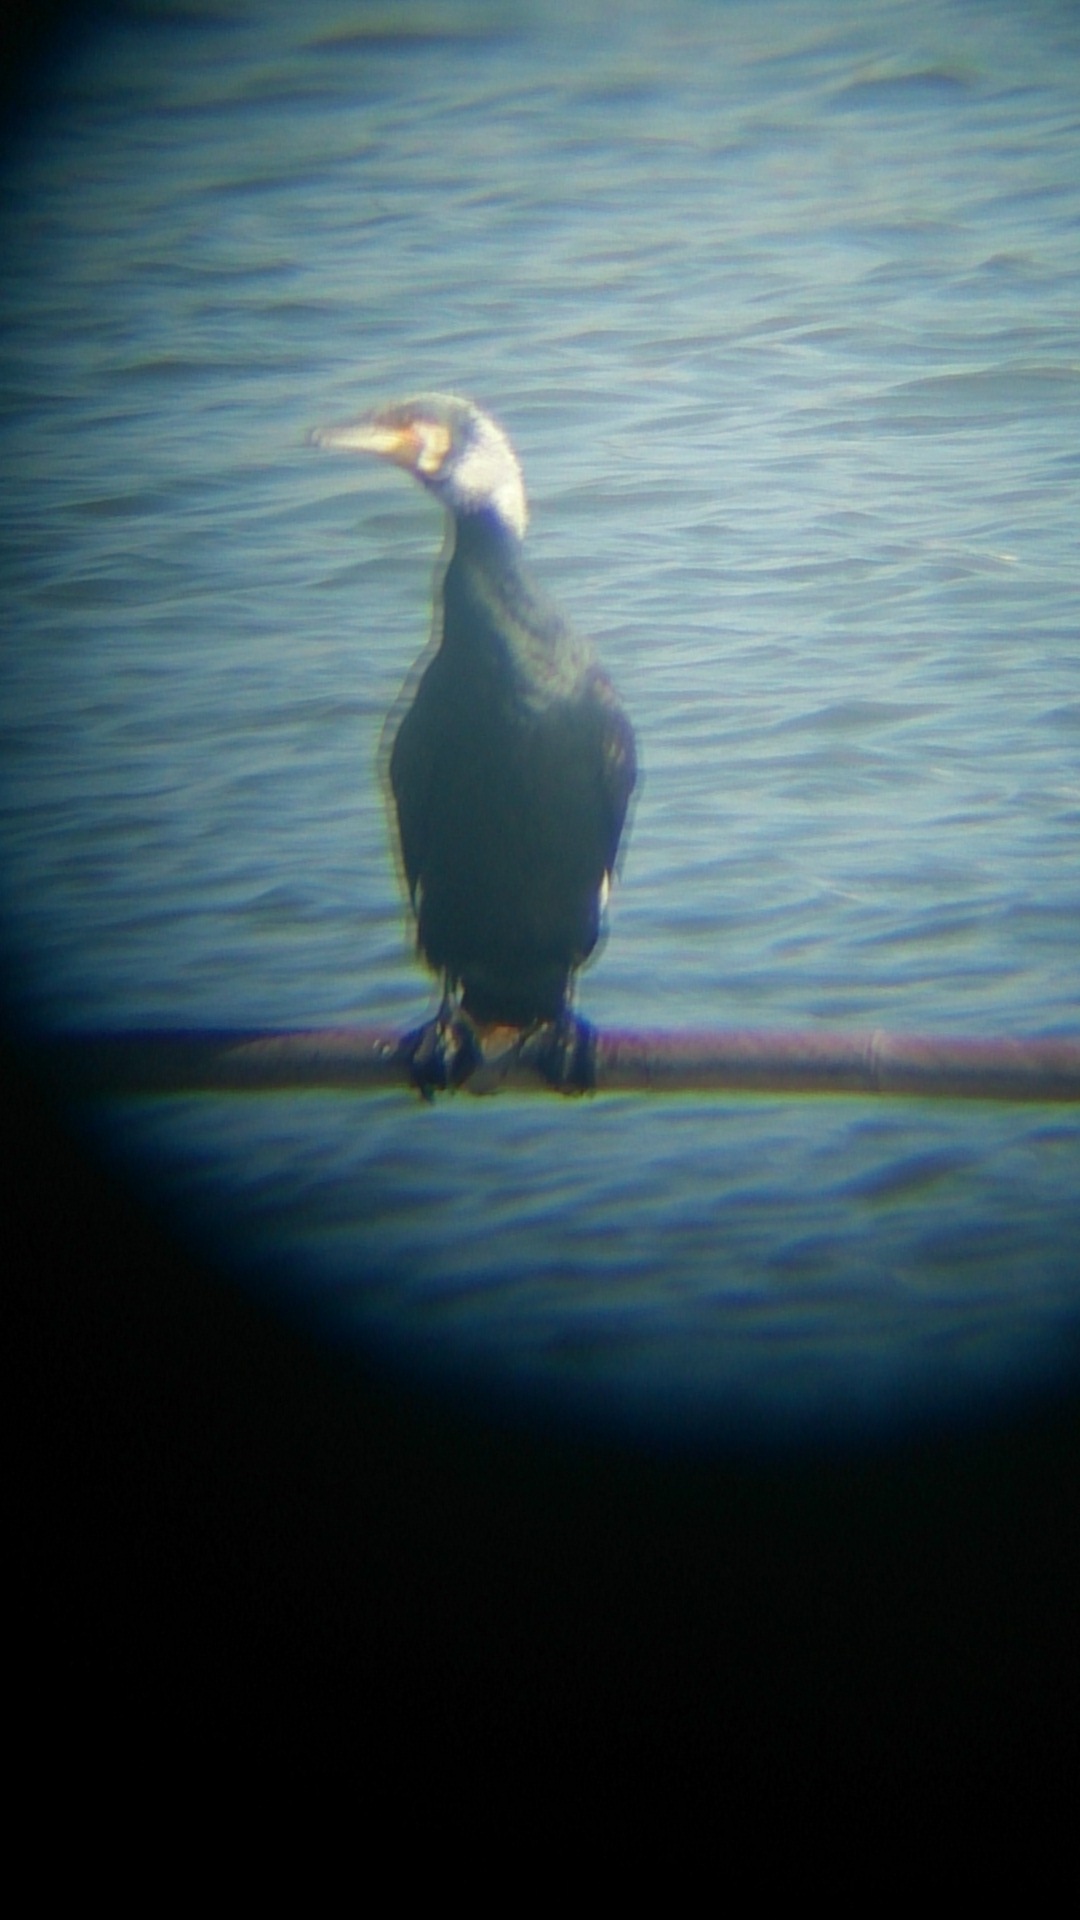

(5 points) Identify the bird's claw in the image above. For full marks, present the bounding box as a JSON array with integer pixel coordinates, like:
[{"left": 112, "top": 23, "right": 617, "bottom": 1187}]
[
  {"left": 395, "top": 1010, "right": 483, "bottom": 1100},
  {"left": 519, "top": 1011, "right": 597, "bottom": 1094},
  {"left": 396, "top": 1007, "right": 596, "bottom": 1097}
]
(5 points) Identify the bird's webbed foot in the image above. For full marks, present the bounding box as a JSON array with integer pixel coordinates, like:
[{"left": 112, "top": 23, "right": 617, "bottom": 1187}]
[
  {"left": 519, "top": 1010, "right": 597, "bottom": 1095},
  {"left": 395, "top": 1002, "right": 597, "bottom": 1098},
  {"left": 395, "top": 1003, "right": 483, "bottom": 1099}
]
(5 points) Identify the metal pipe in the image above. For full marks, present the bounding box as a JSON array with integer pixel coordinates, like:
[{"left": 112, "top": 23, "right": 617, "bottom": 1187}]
[{"left": 26, "top": 1026, "right": 1080, "bottom": 1102}]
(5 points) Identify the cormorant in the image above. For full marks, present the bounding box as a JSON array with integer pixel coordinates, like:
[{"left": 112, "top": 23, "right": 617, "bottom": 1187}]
[{"left": 311, "top": 392, "right": 636, "bottom": 1093}]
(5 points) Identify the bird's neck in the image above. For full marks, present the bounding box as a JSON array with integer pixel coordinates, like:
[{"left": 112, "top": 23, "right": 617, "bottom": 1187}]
[
  {"left": 441, "top": 507, "right": 585, "bottom": 703},
  {"left": 440, "top": 509, "right": 541, "bottom": 678},
  {"left": 443, "top": 509, "right": 528, "bottom": 635},
  {"left": 449, "top": 506, "right": 524, "bottom": 570}
]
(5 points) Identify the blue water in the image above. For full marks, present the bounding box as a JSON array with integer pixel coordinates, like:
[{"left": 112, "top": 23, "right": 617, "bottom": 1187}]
[{"left": 2, "top": 0, "right": 1079, "bottom": 1442}]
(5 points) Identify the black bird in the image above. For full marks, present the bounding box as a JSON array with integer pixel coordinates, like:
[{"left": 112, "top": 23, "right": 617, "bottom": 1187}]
[{"left": 311, "top": 392, "right": 636, "bottom": 1092}]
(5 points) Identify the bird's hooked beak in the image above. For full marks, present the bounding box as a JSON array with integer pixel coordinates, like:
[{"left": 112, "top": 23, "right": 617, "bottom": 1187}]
[{"left": 309, "top": 411, "right": 452, "bottom": 478}]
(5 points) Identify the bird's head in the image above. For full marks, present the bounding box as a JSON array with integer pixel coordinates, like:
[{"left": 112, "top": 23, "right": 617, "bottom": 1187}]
[{"left": 310, "top": 392, "right": 528, "bottom": 539}]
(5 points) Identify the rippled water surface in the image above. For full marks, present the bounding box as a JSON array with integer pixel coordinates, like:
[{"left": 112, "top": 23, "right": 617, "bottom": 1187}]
[{"left": 2, "top": 0, "right": 1079, "bottom": 1440}]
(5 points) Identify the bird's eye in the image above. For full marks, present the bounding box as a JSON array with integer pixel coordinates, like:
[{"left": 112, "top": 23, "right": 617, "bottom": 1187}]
[{"left": 415, "top": 421, "right": 452, "bottom": 476}]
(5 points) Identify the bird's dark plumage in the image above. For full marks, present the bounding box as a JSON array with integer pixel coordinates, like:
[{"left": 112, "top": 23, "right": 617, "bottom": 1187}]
[{"left": 311, "top": 392, "right": 635, "bottom": 1091}]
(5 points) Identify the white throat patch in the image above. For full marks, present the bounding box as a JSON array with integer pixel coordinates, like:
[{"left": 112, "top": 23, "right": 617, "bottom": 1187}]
[{"left": 450, "top": 409, "right": 528, "bottom": 538}]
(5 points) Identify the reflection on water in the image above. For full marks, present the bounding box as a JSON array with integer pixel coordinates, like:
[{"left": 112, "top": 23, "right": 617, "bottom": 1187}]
[{"left": 2, "top": 0, "right": 1079, "bottom": 1440}]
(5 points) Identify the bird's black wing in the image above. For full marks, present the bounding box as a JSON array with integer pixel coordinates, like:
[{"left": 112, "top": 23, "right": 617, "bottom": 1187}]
[
  {"left": 387, "top": 653, "right": 443, "bottom": 906},
  {"left": 588, "top": 666, "right": 637, "bottom": 877}
]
